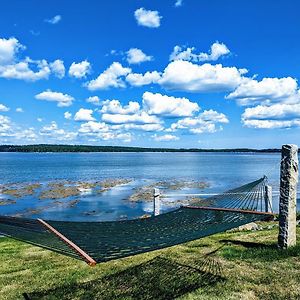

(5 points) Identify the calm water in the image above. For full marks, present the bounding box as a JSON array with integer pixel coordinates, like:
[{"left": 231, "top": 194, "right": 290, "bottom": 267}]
[{"left": 0, "top": 152, "right": 298, "bottom": 221}]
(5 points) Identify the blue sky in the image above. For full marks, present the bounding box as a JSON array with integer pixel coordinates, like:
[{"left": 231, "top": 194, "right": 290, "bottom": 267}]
[{"left": 0, "top": 0, "right": 300, "bottom": 148}]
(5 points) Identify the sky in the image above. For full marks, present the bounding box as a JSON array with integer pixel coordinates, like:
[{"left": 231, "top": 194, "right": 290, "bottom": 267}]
[{"left": 0, "top": 0, "right": 300, "bottom": 149}]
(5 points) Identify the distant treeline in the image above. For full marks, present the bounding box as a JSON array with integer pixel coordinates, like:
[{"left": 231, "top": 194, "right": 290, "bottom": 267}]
[{"left": 0, "top": 144, "right": 282, "bottom": 153}]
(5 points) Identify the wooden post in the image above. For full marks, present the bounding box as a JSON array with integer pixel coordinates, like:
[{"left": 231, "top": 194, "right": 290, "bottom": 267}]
[
  {"left": 278, "top": 144, "right": 298, "bottom": 249},
  {"left": 38, "top": 219, "right": 97, "bottom": 266},
  {"left": 153, "top": 188, "right": 160, "bottom": 216},
  {"left": 264, "top": 185, "right": 273, "bottom": 213}
]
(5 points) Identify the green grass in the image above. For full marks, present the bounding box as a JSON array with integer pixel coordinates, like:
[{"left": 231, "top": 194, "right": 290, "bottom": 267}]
[{"left": 1, "top": 224, "right": 300, "bottom": 300}]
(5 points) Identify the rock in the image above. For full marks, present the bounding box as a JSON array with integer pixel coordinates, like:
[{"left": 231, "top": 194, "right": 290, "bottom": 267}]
[
  {"left": 118, "top": 214, "right": 128, "bottom": 221},
  {"left": 82, "top": 210, "right": 98, "bottom": 216},
  {"left": 139, "top": 214, "right": 151, "bottom": 219},
  {"left": 236, "top": 222, "right": 259, "bottom": 231}
]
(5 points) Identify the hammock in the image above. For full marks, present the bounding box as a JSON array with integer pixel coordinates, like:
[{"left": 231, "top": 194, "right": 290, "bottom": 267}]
[{"left": 0, "top": 177, "right": 273, "bottom": 265}]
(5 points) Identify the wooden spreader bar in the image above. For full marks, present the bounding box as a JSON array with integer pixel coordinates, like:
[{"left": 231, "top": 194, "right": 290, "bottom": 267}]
[
  {"left": 38, "top": 218, "right": 97, "bottom": 266},
  {"left": 184, "top": 205, "right": 274, "bottom": 217}
]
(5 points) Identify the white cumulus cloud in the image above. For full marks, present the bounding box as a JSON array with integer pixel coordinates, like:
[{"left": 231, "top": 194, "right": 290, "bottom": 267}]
[
  {"left": 40, "top": 121, "right": 59, "bottom": 133},
  {"left": 0, "top": 115, "right": 11, "bottom": 134},
  {"left": 69, "top": 60, "right": 91, "bottom": 78},
  {"left": 16, "top": 107, "right": 23, "bottom": 112},
  {"left": 169, "top": 109, "right": 229, "bottom": 134},
  {"left": 169, "top": 46, "right": 195, "bottom": 62},
  {"left": 242, "top": 103, "right": 300, "bottom": 121},
  {"left": 64, "top": 111, "right": 72, "bottom": 120},
  {"left": 78, "top": 121, "right": 132, "bottom": 142},
  {"left": 100, "top": 132, "right": 132, "bottom": 142},
  {"left": 134, "top": 8, "right": 162, "bottom": 28},
  {"left": 100, "top": 100, "right": 140, "bottom": 115},
  {"left": 15, "top": 128, "right": 37, "bottom": 141},
  {"left": 102, "top": 111, "right": 160, "bottom": 125},
  {"left": 74, "top": 108, "right": 95, "bottom": 121},
  {"left": 142, "top": 91, "right": 200, "bottom": 117},
  {"left": 86, "top": 62, "right": 131, "bottom": 90},
  {"left": 241, "top": 103, "right": 300, "bottom": 129},
  {"left": 152, "top": 134, "right": 179, "bottom": 141},
  {"left": 170, "top": 42, "right": 230, "bottom": 62},
  {"left": 35, "top": 90, "right": 74, "bottom": 107},
  {"left": 243, "top": 119, "right": 300, "bottom": 129},
  {"left": 79, "top": 121, "right": 109, "bottom": 134},
  {"left": 227, "top": 77, "right": 299, "bottom": 106},
  {"left": 0, "top": 58, "right": 51, "bottom": 81},
  {"left": 0, "top": 37, "right": 56, "bottom": 81},
  {"left": 0, "top": 104, "right": 9, "bottom": 112},
  {"left": 126, "top": 48, "right": 152, "bottom": 64},
  {"left": 50, "top": 59, "right": 65, "bottom": 78},
  {"left": 122, "top": 123, "right": 164, "bottom": 132},
  {"left": 0, "top": 116, "right": 38, "bottom": 142},
  {"left": 86, "top": 96, "right": 101, "bottom": 105},
  {"left": 159, "top": 60, "right": 246, "bottom": 92},
  {"left": 226, "top": 76, "right": 300, "bottom": 129},
  {"left": 0, "top": 37, "right": 24, "bottom": 64},
  {"left": 40, "top": 121, "right": 77, "bottom": 141},
  {"left": 126, "top": 71, "right": 161, "bottom": 86},
  {"left": 198, "top": 42, "right": 230, "bottom": 61}
]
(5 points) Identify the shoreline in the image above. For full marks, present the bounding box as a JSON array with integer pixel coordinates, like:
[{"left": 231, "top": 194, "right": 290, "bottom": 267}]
[{"left": 0, "top": 144, "right": 285, "bottom": 153}]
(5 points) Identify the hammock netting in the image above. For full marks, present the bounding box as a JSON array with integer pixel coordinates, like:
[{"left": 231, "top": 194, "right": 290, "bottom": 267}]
[{"left": 0, "top": 176, "right": 273, "bottom": 265}]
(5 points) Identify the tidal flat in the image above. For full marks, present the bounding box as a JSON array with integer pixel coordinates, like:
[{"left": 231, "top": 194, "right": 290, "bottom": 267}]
[
  {"left": 0, "top": 178, "right": 211, "bottom": 221},
  {"left": 0, "top": 152, "right": 287, "bottom": 220},
  {"left": 129, "top": 180, "right": 209, "bottom": 202},
  {"left": 1, "top": 183, "right": 41, "bottom": 198}
]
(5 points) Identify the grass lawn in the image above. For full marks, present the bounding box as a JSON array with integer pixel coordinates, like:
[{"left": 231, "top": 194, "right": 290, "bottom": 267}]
[{"left": 1, "top": 223, "right": 300, "bottom": 300}]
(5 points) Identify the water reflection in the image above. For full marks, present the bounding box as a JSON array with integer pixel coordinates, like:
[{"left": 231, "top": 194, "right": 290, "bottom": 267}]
[{"left": 0, "top": 152, "right": 298, "bottom": 220}]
